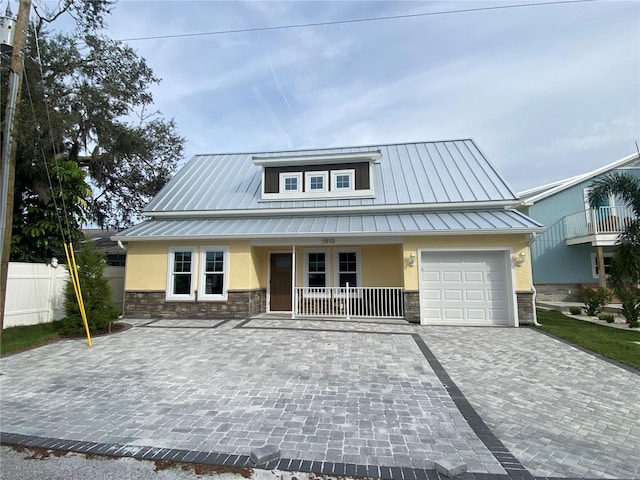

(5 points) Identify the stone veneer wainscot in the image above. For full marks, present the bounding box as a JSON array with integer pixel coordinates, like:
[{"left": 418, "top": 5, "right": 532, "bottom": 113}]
[{"left": 124, "top": 290, "right": 266, "bottom": 319}]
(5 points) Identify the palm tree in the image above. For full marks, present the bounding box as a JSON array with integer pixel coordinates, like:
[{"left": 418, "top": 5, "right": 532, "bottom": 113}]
[{"left": 588, "top": 172, "right": 640, "bottom": 285}]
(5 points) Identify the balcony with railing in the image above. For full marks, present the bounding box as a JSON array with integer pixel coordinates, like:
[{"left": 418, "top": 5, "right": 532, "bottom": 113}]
[
  {"left": 563, "top": 206, "right": 635, "bottom": 245},
  {"left": 293, "top": 285, "right": 404, "bottom": 319}
]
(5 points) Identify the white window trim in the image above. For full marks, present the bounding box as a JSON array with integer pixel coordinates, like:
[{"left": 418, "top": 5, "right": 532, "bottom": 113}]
[
  {"left": 166, "top": 247, "right": 196, "bottom": 301},
  {"left": 305, "top": 171, "right": 328, "bottom": 193},
  {"left": 279, "top": 172, "right": 302, "bottom": 194},
  {"left": 199, "top": 246, "right": 229, "bottom": 301},
  {"left": 334, "top": 247, "right": 362, "bottom": 291},
  {"left": 303, "top": 248, "right": 330, "bottom": 297},
  {"left": 331, "top": 169, "right": 355, "bottom": 192},
  {"left": 591, "top": 252, "right": 614, "bottom": 279}
]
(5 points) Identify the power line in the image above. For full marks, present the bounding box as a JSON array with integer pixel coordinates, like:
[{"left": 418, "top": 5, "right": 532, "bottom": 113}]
[{"left": 117, "top": 0, "right": 599, "bottom": 42}]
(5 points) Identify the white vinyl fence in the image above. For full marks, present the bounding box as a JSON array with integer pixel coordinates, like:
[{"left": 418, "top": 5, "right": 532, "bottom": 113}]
[{"left": 3, "top": 262, "right": 125, "bottom": 329}]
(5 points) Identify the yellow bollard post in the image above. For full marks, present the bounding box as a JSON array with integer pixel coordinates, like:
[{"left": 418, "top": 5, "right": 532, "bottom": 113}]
[{"left": 64, "top": 243, "right": 92, "bottom": 347}]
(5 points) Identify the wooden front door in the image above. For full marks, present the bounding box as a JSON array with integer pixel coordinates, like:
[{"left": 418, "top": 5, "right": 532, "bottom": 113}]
[{"left": 270, "top": 253, "right": 292, "bottom": 311}]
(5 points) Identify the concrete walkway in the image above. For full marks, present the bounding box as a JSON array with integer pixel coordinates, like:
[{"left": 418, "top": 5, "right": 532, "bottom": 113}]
[{"left": 1, "top": 318, "right": 638, "bottom": 479}]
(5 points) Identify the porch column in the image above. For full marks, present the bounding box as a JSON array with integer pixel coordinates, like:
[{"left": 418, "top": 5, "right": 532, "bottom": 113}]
[
  {"left": 291, "top": 244, "right": 296, "bottom": 319},
  {"left": 596, "top": 246, "right": 607, "bottom": 289}
]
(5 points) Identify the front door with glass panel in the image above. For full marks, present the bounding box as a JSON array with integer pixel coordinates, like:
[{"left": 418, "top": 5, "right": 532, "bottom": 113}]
[{"left": 270, "top": 253, "right": 292, "bottom": 311}]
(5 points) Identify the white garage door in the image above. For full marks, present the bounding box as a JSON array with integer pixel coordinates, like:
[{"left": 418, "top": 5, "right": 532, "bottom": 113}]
[{"left": 419, "top": 251, "right": 510, "bottom": 325}]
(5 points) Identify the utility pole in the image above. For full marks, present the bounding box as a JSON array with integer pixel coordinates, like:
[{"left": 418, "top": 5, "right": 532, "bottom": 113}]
[{"left": 0, "top": 0, "right": 32, "bottom": 336}]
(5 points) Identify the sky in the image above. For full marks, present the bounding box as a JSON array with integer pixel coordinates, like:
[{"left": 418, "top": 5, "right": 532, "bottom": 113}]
[{"left": 50, "top": 0, "right": 640, "bottom": 193}]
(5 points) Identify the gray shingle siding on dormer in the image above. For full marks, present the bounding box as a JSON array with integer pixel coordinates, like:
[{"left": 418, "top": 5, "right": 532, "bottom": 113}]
[{"left": 144, "top": 140, "right": 517, "bottom": 214}]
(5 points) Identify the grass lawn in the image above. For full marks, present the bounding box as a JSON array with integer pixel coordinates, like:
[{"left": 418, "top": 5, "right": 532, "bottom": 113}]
[
  {"left": 537, "top": 309, "right": 640, "bottom": 370},
  {"left": 1, "top": 320, "right": 65, "bottom": 356}
]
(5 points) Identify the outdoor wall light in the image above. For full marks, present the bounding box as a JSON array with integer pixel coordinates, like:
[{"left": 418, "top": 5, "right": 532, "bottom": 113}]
[
  {"left": 408, "top": 252, "right": 416, "bottom": 267},
  {"left": 515, "top": 251, "right": 526, "bottom": 267},
  {"left": 50, "top": 257, "right": 59, "bottom": 268}
]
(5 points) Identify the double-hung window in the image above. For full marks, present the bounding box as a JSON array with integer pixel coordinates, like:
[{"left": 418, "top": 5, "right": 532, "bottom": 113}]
[
  {"left": 304, "top": 250, "right": 329, "bottom": 295},
  {"left": 167, "top": 247, "right": 196, "bottom": 300},
  {"left": 335, "top": 248, "right": 360, "bottom": 287},
  {"left": 200, "top": 247, "right": 229, "bottom": 300}
]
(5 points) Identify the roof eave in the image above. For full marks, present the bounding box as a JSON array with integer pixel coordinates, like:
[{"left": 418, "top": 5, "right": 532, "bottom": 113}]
[
  {"left": 115, "top": 226, "right": 546, "bottom": 243},
  {"left": 143, "top": 200, "right": 520, "bottom": 219}
]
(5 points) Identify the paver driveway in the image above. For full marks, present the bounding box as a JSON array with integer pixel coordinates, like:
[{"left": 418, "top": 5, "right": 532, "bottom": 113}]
[{"left": 1, "top": 317, "right": 639, "bottom": 479}]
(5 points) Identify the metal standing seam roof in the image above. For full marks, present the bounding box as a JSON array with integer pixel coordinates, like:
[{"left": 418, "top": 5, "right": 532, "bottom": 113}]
[
  {"left": 143, "top": 140, "right": 518, "bottom": 214},
  {"left": 518, "top": 152, "right": 640, "bottom": 205},
  {"left": 116, "top": 210, "right": 544, "bottom": 240}
]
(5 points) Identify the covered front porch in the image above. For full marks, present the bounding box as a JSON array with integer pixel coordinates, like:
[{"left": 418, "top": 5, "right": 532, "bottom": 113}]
[
  {"left": 253, "top": 239, "right": 408, "bottom": 321},
  {"left": 294, "top": 286, "right": 405, "bottom": 319}
]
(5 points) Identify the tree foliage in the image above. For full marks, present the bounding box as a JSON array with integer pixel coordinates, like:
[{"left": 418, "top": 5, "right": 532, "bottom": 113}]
[
  {"left": 588, "top": 171, "right": 640, "bottom": 317},
  {"left": 62, "top": 241, "right": 119, "bottom": 334},
  {"left": 1, "top": 0, "right": 184, "bottom": 261},
  {"left": 11, "top": 160, "right": 91, "bottom": 262}
]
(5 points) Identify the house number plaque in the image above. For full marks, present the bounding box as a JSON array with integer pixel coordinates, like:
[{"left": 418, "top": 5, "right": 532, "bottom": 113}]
[{"left": 322, "top": 238, "right": 336, "bottom": 244}]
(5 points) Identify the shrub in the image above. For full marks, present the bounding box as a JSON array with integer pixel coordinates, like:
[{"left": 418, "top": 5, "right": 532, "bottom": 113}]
[
  {"left": 616, "top": 285, "right": 640, "bottom": 329},
  {"left": 569, "top": 306, "right": 582, "bottom": 315},
  {"left": 598, "top": 313, "right": 615, "bottom": 323},
  {"left": 580, "top": 287, "right": 611, "bottom": 316},
  {"left": 62, "top": 243, "right": 119, "bottom": 335}
]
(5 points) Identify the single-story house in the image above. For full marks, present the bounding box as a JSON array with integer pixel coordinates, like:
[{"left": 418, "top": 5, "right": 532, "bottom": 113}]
[
  {"left": 114, "top": 140, "right": 544, "bottom": 326},
  {"left": 517, "top": 152, "right": 640, "bottom": 301}
]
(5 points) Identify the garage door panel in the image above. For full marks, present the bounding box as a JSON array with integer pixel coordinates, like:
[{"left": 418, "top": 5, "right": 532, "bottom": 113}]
[
  {"left": 466, "top": 309, "right": 487, "bottom": 320},
  {"left": 423, "top": 308, "right": 443, "bottom": 320},
  {"left": 464, "top": 271, "right": 484, "bottom": 283},
  {"left": 419, "top": 251, "right": 510, "bottom": 326},
  {"left": 421, "top": 271, "right": 440, "bottom": 282},
  {"left": 444, "top": 290, "right": 463, "bottom": 301},
  {"left": 443, "top": 308, "right": 464, "bottom": 320},
  {"left": 422, "top": 290, "right": 441, "bottom": 301},
  {"left": 465, "top": 290, "right": 485, "bottom": 301},
  {"left": 442, "top": 271, "right": 462, "bottom": 283}
]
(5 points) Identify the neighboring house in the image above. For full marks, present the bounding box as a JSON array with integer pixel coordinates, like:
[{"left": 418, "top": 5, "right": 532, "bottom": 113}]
[
  {"left": 518, "top": 152, "right": 640, "bottom": 301},
  {"left": 82, "top": 229, "right": 127, "bottom": 266},
  {"left": 114, "top": 140, "right": 543, "bottom": 326}
]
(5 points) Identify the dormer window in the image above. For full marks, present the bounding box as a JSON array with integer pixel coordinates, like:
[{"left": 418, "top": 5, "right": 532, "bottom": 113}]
[
  {"left": 332, "top": 170, "right": 354, "bottom": 192},
  {"left": 254, "top": 150, "right": 380, "bottom": 201},
  {"left": 305, "top": 171, "right": 328, "bottom": 193},
  {"left": 280, "top": 172, "right": 302, "bottom": 194}
]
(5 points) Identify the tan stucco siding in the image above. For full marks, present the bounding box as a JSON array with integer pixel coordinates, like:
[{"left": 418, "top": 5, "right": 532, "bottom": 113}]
[
  {"left": 228, "top": 240, "right": 256, "bottom": 290},
  {"left": 126, "top": 235, "right": 532, "bottom": 293},
  {"left": 125, "top": 240, "right": 256, "bottom": 291},
  {"left": 402, "top": 234, "right": 533, "bottom": 291},
  {"left": 361, "top": 244, "right": 403, "bottom": 287},
  {"left": 288, "top": 244, "right": 403, "bottom": 288},
  {"left": 125, "top": 242, "right": 170, "bottom": 290},
  {"left": 251, "top": 246, "right": 269, "bottom": 289}
]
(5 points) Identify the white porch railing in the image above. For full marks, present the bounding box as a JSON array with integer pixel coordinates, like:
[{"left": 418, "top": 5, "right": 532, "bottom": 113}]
[
  {"left": 564, "top": 206, "right": 635, "bottom": 239},
  {"left": 294, "top": 285, "right": 404, "bottom": 319}
]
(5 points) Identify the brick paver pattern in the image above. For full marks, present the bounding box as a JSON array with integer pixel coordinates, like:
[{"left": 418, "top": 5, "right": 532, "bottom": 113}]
[{"left": 1, "top": 317, "right": 639, "bottom": 479}]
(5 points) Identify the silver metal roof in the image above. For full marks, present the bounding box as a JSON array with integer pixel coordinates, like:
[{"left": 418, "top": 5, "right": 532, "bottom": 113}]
[
  {"left": 518, "top": 152, "right": 640, "bottom": 205},
  {"left": 144, "top": 140, "right": 517, "bottom": 214},
  {"left": 116, "top": 210, "right": 543, "bottom": 240}
]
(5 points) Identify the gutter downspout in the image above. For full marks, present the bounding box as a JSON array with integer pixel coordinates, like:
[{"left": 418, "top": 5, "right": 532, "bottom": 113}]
[
  {"left": 117, "top": 240, "right": 127, "bottom": 316},
  {"left": 528, "top": 232, "right": 541, "bottom": 326}
]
